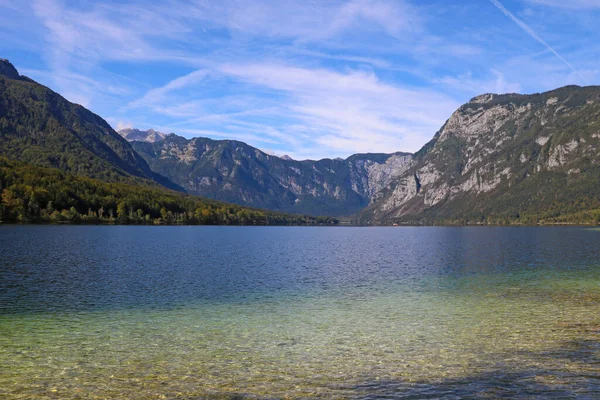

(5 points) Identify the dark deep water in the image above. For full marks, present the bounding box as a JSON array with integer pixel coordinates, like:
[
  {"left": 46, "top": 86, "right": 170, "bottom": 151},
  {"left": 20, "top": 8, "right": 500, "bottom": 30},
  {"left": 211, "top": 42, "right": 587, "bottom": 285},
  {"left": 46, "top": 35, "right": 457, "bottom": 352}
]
[{"left": 1, "top": 226, "right": 599, "bottom": 398}]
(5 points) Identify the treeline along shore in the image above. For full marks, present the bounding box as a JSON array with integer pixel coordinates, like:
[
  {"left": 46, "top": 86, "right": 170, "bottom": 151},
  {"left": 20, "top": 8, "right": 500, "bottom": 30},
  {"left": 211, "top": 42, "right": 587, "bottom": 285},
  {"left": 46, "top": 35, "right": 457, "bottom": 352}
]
[{"left": 0, "top": 158, "right": 339, "bottom": 226}]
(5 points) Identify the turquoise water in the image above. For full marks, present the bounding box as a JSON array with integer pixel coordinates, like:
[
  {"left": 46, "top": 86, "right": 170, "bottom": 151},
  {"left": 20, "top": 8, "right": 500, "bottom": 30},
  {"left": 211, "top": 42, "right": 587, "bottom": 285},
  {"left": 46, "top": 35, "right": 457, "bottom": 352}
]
[{"left": 1, "top": 226, "right": 599, "bottom": 398}]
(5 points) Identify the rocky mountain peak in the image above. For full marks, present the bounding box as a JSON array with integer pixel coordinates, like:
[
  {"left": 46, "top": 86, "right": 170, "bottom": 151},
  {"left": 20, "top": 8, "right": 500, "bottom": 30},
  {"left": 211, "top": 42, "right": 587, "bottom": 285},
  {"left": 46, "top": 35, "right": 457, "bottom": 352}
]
[
  {"left": 0, "top": 58, "right": 21, "bottom": 80},
  {"left": 467, "top": 92, "right": 523, "bottom": 106},
  {"left": 118, "top": 128, "right": 167, "bottom": 143},
  {"left": 468, "top": 93, "right": 496, "bottom": 104},
  {"left": 127, "top": 129, "right": 415, "bottom": 216},
  {"left": 361, "top": 84, "right": 600, "bottom": 224}
]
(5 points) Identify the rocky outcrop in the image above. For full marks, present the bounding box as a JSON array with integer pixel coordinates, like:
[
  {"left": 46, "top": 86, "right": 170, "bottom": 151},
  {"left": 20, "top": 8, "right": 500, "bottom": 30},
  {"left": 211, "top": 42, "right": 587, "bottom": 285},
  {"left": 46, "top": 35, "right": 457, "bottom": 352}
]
[
  {"left": 122, "top": 85, "right": 600, "bottom": 221},
  {"left": 118, "top": 128, "right": 166, "bottom": 143},
  {"left": 362, "top": 85, "right": 600, "bottom": 223},
  {"left": 122, "top": 131, "right": 412, "bottom": 216}
]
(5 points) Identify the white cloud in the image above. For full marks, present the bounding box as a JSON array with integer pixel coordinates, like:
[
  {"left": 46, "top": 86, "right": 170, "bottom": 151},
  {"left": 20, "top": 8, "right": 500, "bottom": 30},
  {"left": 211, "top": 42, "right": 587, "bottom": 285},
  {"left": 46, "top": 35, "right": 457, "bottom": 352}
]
[
  {"left": 490, "top": 69, "right": 523, "bottom": 93},
  {"left": 126, "top": 69, "right": 209, "bottom": 110},
  {"left": 128, "top": 63, "right": 460, "bottom": 158},
  {"left": 28, "top": 0, "right": 202, "bottom": 107},
  {"left": 198, "top": 0, "right": 420, "bottom": 41},
  {"left": 287, "top": 48, "right": 393, "bottom": 69},
  {"left": 435, "top": 69, "right": 522, "bottom": 95},
  {"left": 489, "top": 0, "right": 581, "bottom": 78},
  {"left": 9, "top": 0, "right": 596, "bottom": 160},
  {"left": 115, "top": 121, "right": 133, "bottom": 131},
  {"left": 500, "top": 53, "right": 594, "bottom": 90},
  {"left": 31, "top": 0, "right": 194, "bottom": 64},
  {"left": 20, "top": 67, "right": 133, "bottom": 108},
  {"left": 213, "top": 64, "right": 452, "bottom": 156}
]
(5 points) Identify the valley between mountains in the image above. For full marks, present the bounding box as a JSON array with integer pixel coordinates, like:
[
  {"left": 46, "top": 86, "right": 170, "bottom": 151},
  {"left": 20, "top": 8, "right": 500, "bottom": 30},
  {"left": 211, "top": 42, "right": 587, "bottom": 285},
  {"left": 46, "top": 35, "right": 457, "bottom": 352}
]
[
  {"left": 120, "top": 86, "right": 600, "bottom": 225},
  {"left": 3, "top": 57, "right": 600, "bottom": 225}
]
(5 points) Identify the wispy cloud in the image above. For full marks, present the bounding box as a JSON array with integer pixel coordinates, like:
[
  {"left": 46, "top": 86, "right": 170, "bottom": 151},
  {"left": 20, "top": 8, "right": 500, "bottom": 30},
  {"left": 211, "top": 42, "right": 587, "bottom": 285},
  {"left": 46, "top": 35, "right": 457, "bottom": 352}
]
[
  {"left": 115, "top": 121, "right": 133, "bottom": 131},
  {"left": 489, "top": 0, "right": 582, "bottom": 78},
  {"left": 27, "top": 0, "right": 203, "bottom": 105},
  {"left": 3, "top": 0, "right": 599, "bottom": 158},
  {"left": 435, "top": 69, "right": 522, "bottom": 95},
  {"left": 127, "top": 62, "right": 460, "bottom": 158},
  {"left": 197, "top": 0, "right": 421, "bottom": 41},
  {"left": 126, "top": 69, "right": 209, "bottom": 110},
  {"left": 31, "top": 0, "right": 194, "bottom": 64},
  {"left": 21, "top": 67, "right": 133, "bottom": 107}
]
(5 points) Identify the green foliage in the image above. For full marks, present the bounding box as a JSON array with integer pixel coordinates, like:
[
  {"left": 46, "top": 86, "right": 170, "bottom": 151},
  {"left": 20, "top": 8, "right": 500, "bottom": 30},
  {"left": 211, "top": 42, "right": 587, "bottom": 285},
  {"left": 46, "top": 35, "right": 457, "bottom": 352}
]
[
  {"left": 0, "top": 157, "right": 339, "bottom": 226},
  {"left": 0, "top": 72, "right": 181, "bottom": 191}
]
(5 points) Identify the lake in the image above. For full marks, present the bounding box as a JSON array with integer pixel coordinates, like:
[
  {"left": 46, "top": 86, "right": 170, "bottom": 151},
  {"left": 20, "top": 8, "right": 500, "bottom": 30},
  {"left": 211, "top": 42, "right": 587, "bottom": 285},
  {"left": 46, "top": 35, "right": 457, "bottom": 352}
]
[{"left": 0, "top": 226, "right": 599, "bottom": 398}]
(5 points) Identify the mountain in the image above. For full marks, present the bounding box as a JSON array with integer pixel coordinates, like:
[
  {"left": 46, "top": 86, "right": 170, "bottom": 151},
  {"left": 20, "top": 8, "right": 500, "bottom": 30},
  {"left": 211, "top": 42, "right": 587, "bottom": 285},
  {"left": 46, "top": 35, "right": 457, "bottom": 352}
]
[
  {"left": 361, "top": 85, "right": 600, "bottom": 224},
  {"left": 119, "top": 131, "right": 412, "bottom": 216},
  {"left": 0, "top": 156, "right": 337, "bottom": 225},
  {"left": 0, "top": 59, "right": 180, "bottom": 190},
  {"left": 119, "top": 128, "right": 166, "bottom": 143},
  {"left": 7, "top": 55, "right": 599, "bottom": 224}
]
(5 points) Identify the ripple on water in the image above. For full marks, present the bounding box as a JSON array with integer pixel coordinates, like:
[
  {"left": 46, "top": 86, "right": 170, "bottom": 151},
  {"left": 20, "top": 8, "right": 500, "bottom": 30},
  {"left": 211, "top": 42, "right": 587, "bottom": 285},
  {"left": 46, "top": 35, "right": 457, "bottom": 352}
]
[{"left": 0, "top": 226, "right": 599, "bottom": 398}]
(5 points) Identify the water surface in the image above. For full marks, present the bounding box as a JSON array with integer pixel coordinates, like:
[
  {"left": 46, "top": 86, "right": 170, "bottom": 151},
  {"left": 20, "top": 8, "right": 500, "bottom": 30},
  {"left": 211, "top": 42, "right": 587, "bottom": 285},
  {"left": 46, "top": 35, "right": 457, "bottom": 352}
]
[{"left": 1, "top": 226, "right": 599, "bottom": 398}]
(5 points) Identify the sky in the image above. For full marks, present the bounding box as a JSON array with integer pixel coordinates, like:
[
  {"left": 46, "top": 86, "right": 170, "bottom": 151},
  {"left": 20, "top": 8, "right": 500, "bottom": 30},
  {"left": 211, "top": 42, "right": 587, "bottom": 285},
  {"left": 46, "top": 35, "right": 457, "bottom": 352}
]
[{"left": 1, "top": 0, "right": 599, "bottom": 160}]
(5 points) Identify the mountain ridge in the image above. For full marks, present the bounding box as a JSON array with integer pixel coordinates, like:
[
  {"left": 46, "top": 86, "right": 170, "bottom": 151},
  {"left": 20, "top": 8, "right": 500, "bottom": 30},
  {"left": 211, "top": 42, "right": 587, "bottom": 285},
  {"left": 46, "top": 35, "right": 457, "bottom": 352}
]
[
  {"left": 360, "top": 84, "right": 600, "bottom": 224},
  {"left": 119, "top": 128, "right": 167, "bottom": 143},
  {"left": 0, "top": 59, "right": 181, "bottom": 191},
  {"left": 119, "top": 84, "right": 600, "bottom": 221},
  {"left": 4, "top": 56, "right": 600, "bottom": 224},
  {"left": 119, "top": 129, "right": 412, "bottom": 216}
]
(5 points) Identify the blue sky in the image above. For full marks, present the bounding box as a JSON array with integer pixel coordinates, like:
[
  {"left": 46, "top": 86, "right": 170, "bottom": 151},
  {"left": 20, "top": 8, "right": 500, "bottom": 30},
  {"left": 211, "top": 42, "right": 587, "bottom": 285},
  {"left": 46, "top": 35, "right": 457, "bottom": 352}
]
[{"left": 1, "top": 0, "right": 599, "bottom": 159}]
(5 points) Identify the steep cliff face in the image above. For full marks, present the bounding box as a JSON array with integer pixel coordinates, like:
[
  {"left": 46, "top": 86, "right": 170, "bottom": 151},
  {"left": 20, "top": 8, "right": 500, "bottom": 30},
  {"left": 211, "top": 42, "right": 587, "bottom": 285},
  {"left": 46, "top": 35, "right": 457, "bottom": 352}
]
[
  {"left": 123, "top": 132, "right": 412, "bottom": 216},
  {"left": 362, "top": 85, "right": 600, "bottom": 223}
]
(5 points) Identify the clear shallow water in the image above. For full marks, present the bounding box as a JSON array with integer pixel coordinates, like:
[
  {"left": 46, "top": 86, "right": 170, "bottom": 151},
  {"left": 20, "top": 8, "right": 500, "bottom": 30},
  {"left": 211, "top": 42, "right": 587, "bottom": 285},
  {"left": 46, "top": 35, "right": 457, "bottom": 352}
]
[{"left": 0, "top": 226, "right": 599, "bottom": 399}]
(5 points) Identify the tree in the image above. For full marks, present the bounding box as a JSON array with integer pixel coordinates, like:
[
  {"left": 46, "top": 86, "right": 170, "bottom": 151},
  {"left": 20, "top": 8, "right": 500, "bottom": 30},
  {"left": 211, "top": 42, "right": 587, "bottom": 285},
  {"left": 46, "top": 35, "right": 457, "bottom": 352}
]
[
  {"left": 116, "top": 201, "right": 127, "bottom": 222},
  {"left": 0, "top": 157, "right": 338, "bottom": 226},
  {"left": 1, "top": 188, "right": 24, "bottom": 220}
]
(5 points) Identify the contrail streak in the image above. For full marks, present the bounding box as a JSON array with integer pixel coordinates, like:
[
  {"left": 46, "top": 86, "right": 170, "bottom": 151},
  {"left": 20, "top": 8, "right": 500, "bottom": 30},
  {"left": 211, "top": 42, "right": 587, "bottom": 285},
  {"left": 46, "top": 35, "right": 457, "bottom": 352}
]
[{"left": 489, "top": 0, "right": 583, "bottom": 80}]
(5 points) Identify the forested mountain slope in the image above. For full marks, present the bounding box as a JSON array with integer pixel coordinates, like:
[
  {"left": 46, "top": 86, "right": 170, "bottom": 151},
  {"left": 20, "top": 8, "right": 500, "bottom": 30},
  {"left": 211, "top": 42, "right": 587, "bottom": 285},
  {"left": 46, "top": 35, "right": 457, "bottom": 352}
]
[
  {"left": 0, "top": 59, "right": 179, "bottom": 190},
  {"left": 0, "top": 157, "right": 337, "bottom": 225}
]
